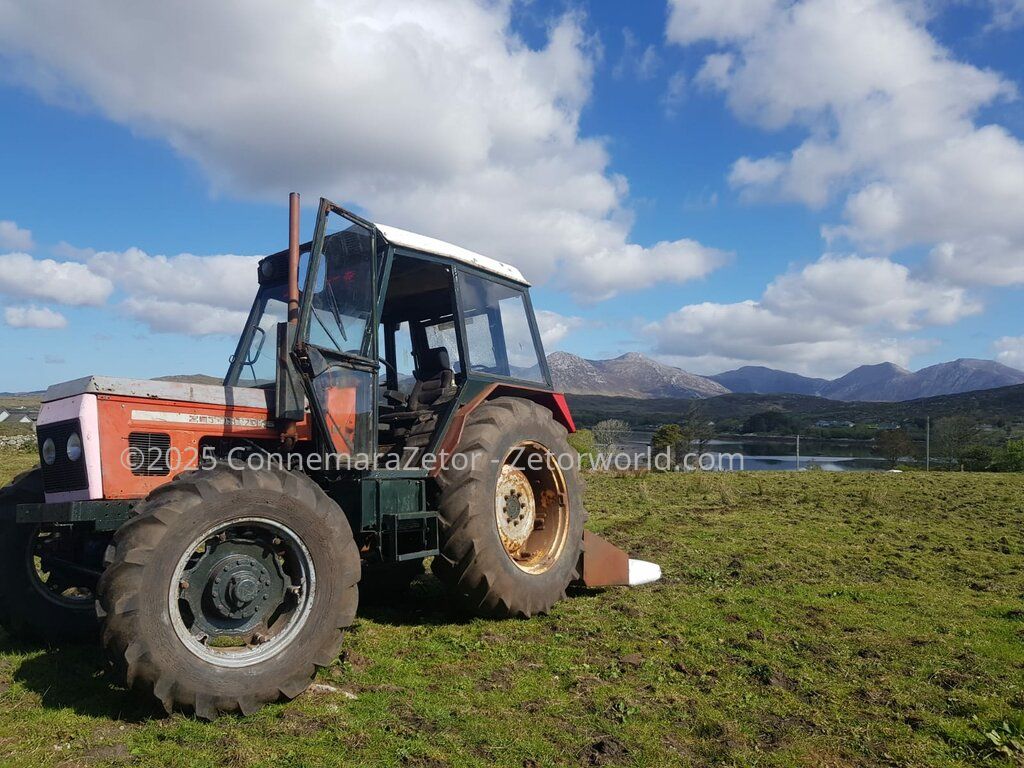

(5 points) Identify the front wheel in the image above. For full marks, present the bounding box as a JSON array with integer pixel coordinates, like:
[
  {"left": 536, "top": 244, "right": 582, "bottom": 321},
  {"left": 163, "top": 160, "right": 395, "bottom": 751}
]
[
  {"left": 97, "top": 466, "right": 360, "bottom": 718},
  {"left": 0, "top": 468, "right": 101, "bottom": 643},
  {"left": 432, "top": 397, "right": 586, "bottom": 618}
]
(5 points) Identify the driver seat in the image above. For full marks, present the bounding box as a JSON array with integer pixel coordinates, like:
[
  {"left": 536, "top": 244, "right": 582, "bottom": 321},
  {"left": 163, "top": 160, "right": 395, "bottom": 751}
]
[{"left": 379, "top": 347, "right": 456, "bottom": 450}]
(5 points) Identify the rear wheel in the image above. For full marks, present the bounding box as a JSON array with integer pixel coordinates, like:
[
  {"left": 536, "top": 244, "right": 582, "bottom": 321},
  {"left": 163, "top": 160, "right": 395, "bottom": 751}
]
[
  {"left": 0, "top": 468, "right": 101, "bottom": 643},
  {"left": 433, "top": 397, "right": 586, "bottom": 618},
  {"left": 97, "top": 466, "right": 360, "bottom": 718}
]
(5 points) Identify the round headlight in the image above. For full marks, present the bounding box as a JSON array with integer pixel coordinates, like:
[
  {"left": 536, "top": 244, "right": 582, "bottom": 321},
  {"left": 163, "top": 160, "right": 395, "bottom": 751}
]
[
  {"left": 42, "top": 438, "right": 56, "bottom": 465},
  {"left": 66, "top": 433, "right": 83, "bottom": 462}
]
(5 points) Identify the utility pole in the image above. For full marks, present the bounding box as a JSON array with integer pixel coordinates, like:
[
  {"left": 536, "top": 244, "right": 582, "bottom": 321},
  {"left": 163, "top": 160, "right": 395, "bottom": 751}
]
[
  {"left": 925, "top": 416, "right": 930, "bottom": 471},
  {"left": 795, "top": 433, "right": 800, "bottom": 471}
]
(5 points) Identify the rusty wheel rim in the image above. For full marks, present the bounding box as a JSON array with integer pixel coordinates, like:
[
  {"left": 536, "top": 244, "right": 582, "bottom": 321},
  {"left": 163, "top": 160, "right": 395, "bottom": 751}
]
[{"left": 495, "top": 441, "right": 570, "bottom": 574}]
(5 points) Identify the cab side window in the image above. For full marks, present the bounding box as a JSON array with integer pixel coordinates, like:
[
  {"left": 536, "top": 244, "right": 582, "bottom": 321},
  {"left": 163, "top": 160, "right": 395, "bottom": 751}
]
[
  {"left": 458, "top": 273, "right": 543, "bottom": 382},
  {"left": 424, "top": 321, "right": 463, "bottom": 374}
]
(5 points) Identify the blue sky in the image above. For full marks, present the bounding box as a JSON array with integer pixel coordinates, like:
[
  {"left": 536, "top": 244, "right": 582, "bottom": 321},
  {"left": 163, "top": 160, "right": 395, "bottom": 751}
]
[{"left": 1, "top": 0, "right": 1023, "bottom": 392}]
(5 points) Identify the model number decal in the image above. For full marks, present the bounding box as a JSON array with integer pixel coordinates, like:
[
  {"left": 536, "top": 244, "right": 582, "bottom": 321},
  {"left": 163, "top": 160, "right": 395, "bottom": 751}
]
[{"left": 130, "top": 410, "right": 271, "bottom": 429}]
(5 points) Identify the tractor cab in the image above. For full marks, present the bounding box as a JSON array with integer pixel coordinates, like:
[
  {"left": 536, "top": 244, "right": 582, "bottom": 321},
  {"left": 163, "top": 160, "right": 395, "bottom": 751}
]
[{"left": 225, "top": 198, "right": 558, "bottom": 469}]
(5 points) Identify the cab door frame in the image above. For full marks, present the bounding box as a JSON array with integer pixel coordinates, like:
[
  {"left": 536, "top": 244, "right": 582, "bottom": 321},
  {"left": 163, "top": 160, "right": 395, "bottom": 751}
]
[{"left": 295, "top": 198, "right": 383, "bottom": 463}]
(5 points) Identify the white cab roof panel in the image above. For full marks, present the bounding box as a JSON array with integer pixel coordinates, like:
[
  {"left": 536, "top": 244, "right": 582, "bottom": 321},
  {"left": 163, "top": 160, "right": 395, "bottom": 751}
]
[{"left": 376, "top": 223, "right": 528, "bottom": 285}]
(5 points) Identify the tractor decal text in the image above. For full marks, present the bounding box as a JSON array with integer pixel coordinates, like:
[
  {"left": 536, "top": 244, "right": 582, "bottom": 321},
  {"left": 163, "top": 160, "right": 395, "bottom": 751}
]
[{"left": 130, "top": 410, "right": 272, "bottom": 429}]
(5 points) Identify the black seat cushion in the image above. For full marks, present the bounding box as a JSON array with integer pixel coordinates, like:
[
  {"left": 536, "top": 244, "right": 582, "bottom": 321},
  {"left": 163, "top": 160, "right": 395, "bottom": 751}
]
[{"left": 407, "top": 347, "right": 455, "bottom": 411}]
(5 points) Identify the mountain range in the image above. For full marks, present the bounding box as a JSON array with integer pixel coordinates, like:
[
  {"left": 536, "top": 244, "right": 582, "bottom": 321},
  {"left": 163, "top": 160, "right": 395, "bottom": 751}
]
[{"left": 547, "top": 352, "right": 1024, "bottom": 402}]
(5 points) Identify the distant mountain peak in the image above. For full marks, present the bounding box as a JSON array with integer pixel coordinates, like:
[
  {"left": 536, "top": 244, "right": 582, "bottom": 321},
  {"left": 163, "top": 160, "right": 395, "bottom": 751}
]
[
  {"left": 551, "top": 353, "right": 1024, "bottom": 402},
  {"left": 548, "top": 351, "right": 726, "bottom": 399}
]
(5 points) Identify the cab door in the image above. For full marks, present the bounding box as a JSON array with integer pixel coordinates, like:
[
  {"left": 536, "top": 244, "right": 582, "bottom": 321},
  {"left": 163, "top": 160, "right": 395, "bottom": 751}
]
[{"left": 297, "top": 199, "right": 381, "bottom": 461}]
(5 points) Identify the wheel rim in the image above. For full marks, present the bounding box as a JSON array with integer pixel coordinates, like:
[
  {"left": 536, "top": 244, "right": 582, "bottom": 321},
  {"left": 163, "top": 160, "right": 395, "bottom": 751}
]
[
  {"left": 168, "top": 517, "right": 316, "bottom": 668},
  {"left": 495, "top": 441, "right": 571, "bottom": 574},
  {"left": 26, "top": 526, "right": 96, "bottom": 608}
]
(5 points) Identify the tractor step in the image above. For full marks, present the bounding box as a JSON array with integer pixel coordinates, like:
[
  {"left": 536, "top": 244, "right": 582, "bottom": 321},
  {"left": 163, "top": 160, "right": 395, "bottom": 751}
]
[{"left": 381, "top": 510, "right": 439, "bottom": 562}]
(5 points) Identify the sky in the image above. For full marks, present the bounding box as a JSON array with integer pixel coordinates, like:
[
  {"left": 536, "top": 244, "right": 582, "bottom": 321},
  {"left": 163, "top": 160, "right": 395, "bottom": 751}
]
[{"left": 0, "top": 0, "right": 1023, "bottom": 392}]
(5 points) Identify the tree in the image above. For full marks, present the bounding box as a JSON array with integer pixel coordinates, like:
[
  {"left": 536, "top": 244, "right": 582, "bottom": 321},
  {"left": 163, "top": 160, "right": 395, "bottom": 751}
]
[
  {"left": 651, "top": 424, "right": 683, "bottom": 469},
  {"left": 874, "top": 429, "right": 914, "bottom": 469},
  {"left": 680, "top": 402, "right": 716, "bottom": 459},
  {"left": 741, "top": 410, "right": 799, "bottom": 435},
  {"left": 933, "top": 416, "right": 982, "bottom": 471},
  {"left": 593, "top": 419, "right": 630, "bottom": 453},
  {"left": 992, "top": 439, "right": 1024, "bottom": 472},
  {"left": 567, "top": 428, "right": 597, "bottom": 469}
]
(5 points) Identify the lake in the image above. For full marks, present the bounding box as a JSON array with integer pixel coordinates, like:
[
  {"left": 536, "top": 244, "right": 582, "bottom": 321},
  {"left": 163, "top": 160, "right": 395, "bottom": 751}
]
[{"left": 614, "top": 432, "right": 889, "bottom": 472}]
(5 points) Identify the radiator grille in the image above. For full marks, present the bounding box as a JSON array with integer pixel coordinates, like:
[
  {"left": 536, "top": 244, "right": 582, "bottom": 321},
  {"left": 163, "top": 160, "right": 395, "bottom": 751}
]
[
  {"left": 128, "top": 432, "right": 172, "bottom": 476},
  {"left": 37, "top": 419, "right": 89, "bottom": 493}
]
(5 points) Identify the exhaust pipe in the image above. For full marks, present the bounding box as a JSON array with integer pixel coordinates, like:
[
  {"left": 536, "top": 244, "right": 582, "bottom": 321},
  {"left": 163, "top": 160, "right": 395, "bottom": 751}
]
[{"left": 287, "top": 192, "right": 300, "bottom": 324}]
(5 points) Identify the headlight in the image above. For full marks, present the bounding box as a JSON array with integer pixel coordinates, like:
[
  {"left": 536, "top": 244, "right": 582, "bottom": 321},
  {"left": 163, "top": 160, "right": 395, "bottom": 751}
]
[
  {"left": 42, "top": 438, "right": 56, "bottom": 465},
  {"left": 66, "top": 433, "right": 83, "bottom": 462}
]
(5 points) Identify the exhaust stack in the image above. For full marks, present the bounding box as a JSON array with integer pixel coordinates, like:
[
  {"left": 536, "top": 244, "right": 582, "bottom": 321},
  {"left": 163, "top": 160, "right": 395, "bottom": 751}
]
[{"left": 287, "top": 192, "right": 300, "bottom": 324}]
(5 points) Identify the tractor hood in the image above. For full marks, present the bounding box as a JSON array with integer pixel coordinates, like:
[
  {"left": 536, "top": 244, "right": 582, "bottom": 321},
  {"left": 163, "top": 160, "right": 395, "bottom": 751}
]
[
  {"left": 42, "top": 376, "right": 272, "bottom": 409},
  {"left": 36, "top": 376, "right": 290, "bottom": 504}
]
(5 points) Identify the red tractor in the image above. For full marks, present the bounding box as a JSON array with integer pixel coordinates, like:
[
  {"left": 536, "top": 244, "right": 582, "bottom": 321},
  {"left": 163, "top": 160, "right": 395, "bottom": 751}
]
[{"left": 0, "top": 195, "right": 659, "bottom": 718}]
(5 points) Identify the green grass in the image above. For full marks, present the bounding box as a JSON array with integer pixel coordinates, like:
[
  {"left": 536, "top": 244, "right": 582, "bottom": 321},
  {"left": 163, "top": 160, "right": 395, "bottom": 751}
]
[{"left": 1, "top": 453, "right": 1022, "bottom": 767}]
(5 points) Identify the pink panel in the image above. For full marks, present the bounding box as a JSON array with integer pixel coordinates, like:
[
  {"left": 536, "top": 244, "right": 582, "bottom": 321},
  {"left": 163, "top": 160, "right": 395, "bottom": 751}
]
[{"left": 37, "top": 394, "right": 103, "bottom": 502}]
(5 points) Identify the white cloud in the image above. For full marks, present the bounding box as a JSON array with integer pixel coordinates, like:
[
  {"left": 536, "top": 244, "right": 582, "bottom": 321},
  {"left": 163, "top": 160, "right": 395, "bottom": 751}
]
[
  {"left": 0, "top": 221, "right": 34, "bottom": 251},
  {"left": 77, "top": 247, "right": 259, "bottom": 336},
  {"left": 88, "top": 248, "right": 259, "bottom": 313},
  {"left": 575, "top": 238, "right": 730, "bottom": 302},
  {"left": 762, "top": 254, "right": 980, "bottom": 330},
  {"left": 614, "top": 29, "right": 660, "bottom": 81},
  {"left": 644, "top": 253, "right": 977, "bottom": 376},
  {"left": 121, "top": 297, "right": 251, "bottom": 337},
  {"left": 4, "top": 304, "right": 67, "bottom": 329},
  {"left": 662, "top": 70, "right": 687, "bottom": 117},
  {"left": 51, "top": 241, "right": 96, "bottom": 261},
  {"left": 0, "top": 252, "right": 113, "bottom": 306},
  {"left": 535, "top": 309, "right": 584, "bottom": 349},
  {"left": 666, "top": 0, "right": 782, "bottom": 44},
  {"left": 0, "top": 0, "right": 725, "bottom": 300},
  {"left": 993, "top": 336, "right": 1024, "bottom": 370},
  {"left": 666, "top": 0, "right": 1024, "bottom": 288},
  {"left": 987, "top": 0, "right": 1024, "bottom": 28}
]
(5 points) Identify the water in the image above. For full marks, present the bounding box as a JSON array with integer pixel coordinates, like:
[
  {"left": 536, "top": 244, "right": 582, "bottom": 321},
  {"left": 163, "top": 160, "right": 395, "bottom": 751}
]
[{"left": 613, "top": 432, "right": 888, "bottom": 472}]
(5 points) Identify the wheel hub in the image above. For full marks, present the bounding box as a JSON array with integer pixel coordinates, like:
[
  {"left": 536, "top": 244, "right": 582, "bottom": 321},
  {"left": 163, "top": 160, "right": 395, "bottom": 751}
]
[
  {"left": 177, "top": 537, "right": 291, "bottom": 642},
  {"left": 495, "top": 464, "right": 536, "bottom": 557},
  {"left": 208, "top": 556, "right": 272, "bottom": 620}
]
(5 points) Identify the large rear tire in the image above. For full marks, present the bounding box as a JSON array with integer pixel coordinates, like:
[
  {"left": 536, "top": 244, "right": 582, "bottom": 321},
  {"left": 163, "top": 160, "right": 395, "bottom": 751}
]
[
  {"left": 432, "top": 397, "right": 586, "bottom": 618},
  {"left": 97, "top": 465, "right": 360, "bottom": 718},
  {"left": 0, "top": 468, "right": 100, "bottom": 643}
]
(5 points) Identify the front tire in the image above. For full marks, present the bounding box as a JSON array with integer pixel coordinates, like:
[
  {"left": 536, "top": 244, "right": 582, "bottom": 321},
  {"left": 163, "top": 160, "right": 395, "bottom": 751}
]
[
  {"left": 97, "top": 466, "right": 360, "bottom": 718},
  {"left": 0, "top": 468, "right": 100, "bottom": 643},
  {"left": 432, "top": 397, "right": 586, "bottom": 618}
]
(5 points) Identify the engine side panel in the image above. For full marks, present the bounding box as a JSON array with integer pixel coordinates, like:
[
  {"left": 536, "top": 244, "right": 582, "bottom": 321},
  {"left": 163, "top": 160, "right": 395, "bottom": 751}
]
[{"left": 95, "top": 394, "right": 308, "bottom": 499}]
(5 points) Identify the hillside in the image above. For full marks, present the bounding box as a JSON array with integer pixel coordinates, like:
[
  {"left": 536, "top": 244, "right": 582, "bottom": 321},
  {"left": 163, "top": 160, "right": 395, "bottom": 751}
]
[
  {"left": 154, "top": 374, "right": 224, "bottom": 386},
  {"left": 548, "top": 351, "right": 727, "bottom": 399},
  {"left": 708, "top": 366, "right": 827, "bottom": 396},
  {"left": 565, "top": 382, "right": 1024, "bottom": 430}
]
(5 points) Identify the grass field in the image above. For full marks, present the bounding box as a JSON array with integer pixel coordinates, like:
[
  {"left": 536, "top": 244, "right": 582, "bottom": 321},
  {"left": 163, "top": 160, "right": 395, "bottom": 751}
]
[{"left": 0, "top": 449, "right": 1022, "bottom": 767}]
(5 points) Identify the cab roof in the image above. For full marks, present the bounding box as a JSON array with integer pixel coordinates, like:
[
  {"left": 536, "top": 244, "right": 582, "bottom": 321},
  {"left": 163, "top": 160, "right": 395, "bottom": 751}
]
[
  {"left": 260, "top": 223, "right": 530, "bottom": 286},
  {"left": 375, "top": 223, "right": 528, "bottom": 286}
]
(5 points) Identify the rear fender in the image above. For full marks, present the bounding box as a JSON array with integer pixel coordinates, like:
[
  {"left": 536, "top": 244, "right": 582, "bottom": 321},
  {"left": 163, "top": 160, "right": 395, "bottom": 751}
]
[{"left": 434, "top": 383, "right": 575, "bottom": 472}]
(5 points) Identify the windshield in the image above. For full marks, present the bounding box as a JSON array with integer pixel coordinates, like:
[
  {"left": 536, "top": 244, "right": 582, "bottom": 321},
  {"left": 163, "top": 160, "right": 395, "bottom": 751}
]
[{"left": 227, "top": 282, "right": 288, "bottom": 387}]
